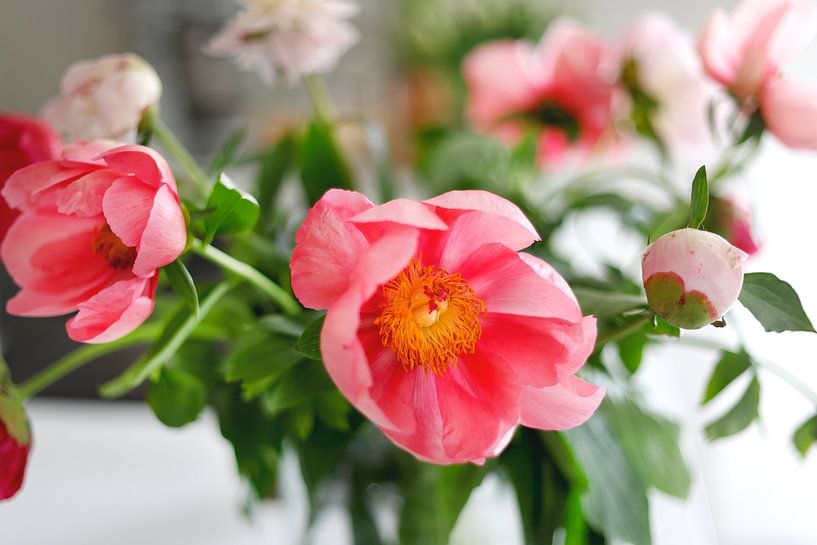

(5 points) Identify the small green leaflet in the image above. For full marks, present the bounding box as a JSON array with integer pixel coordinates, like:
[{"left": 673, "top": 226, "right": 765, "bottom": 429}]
[
  {"left": 704, "top": 376, "right": 761, "bottom": 440},
  {"left": 147, "top": 366, "right": 208, "bottom": 428},
  {"left": 688, "top": 165, "right": 708, "bottom": 229},
  {"left": 793, "top": 415, "right": 817, "bottom": 457},
  {"left": 701, "top": 350, "right": 752, "bottom": 404},
  {"left": 202, "top": 173, "right": 260, "bottom": 244},
  {"left": 739, "top": 273, "right": 815, "bottom": 333},
  {"left": 295, "top": 315, "right": 325, "bottom": 360},
  {"left": 163, "top": 259, "right": 199, "bottom": 317}
]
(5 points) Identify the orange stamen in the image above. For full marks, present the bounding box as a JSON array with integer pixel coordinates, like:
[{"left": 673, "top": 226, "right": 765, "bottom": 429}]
[{"left": 374, "top": 259, "right": 486, "bottom": 374}]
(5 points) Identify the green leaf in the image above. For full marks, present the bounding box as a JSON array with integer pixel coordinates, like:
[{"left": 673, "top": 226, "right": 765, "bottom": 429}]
[
  {"left": 566, "top": 414, "right": 651, "bottom": 545},
  {"left": 688, "top": 165, "right": 708, "bottom": 229},
  {"left": 295, "top": 315, "right": 325, "bottom": 360},
  {"left": 256, "top": 132, "right": 296, "bottom": 226},
  {"left": 604, "top": 399, "right": 692, "bottom": 499},
  {"left": 650, "top": 316, "right": 680, "bottom": 337},
  {"left": 299, "top": 120, "right": 353, "bottom": 204},
  {"left": 209, "top": 128, "right": 246, "bottom": 175},
  {"left": 147, "top": 366, "right": 208, "bottom": 427},
  {"left": 563, "top": 490, "right": 589, "bottom": 545},
  {"left": 701, "top": 350, "right": 752, "bottom": 404},
  {"left": 100, "top": 281, "right": 236, "bottom": 398},
  {"left": 227, "top": 333, "right": 303, "bottom": 383},
  {"left": 617, "top": 330, "right": 647, "bottom": 374},
  {"left": 398, "top": 462, "right": 488, "bottom": 545},
  {"left": 793, "top": 414, "right": 817, "bottom": 457},
  {"left": 704, "top": 376, "right": 761, "bottom": 440},
  {"left": 261, "top": 360, "right": 334, "bottom": 415},
  {"left": 739, "top": 272, "right": 816, "bottom": 333},
  {"left": 573, "top": 287, "right": 648, "bottom": 318},
  {"left": 163, "top": 259, "right": 199, "bottom": 317},
  {"left": 203, "top": 173, "right": 260, "bottom": 244}
]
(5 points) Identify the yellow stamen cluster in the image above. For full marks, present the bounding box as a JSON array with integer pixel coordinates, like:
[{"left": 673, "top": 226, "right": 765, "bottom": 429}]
[
  {"left": 374, "top": 260, "right": 485, "bottom": 374},
  {"left": 92, "top": 223, "right": 137, "bottom": 270}
]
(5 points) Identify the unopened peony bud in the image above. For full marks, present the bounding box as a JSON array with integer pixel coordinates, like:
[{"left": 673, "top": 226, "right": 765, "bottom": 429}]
[
  {"left": 43, "top": 53, "right": 162, "bottom": 143},
  {"left": 642, "top": 228, "right": 748, "bottom": 329},
  {"left": 0, "top": 391, "right": 31, "bottom": 501}
]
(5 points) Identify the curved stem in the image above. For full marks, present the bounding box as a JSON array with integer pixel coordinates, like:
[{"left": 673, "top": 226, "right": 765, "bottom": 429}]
[
  {"left": 191, "top": 239, "right": 300, "bottom": 315},
  {"left": 752, "top": 357, "right": 817, "bottom": 407},
  {"left": 16, "top": 324, "right": 163, "bottom": 400},
  {"left": 153, "top": 118, "right": 212, "bottom": 201},
  {"left": 304, "top": 74, "right": 337, "bottom": 122}
]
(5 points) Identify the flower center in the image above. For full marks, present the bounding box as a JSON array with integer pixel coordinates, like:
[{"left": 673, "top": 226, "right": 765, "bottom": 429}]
[
  {"left": 91, "top": 224, "right": 137, "bottom": 270},
  {"left": 374, "top": 260, "right": 485, "bottom": 374}
]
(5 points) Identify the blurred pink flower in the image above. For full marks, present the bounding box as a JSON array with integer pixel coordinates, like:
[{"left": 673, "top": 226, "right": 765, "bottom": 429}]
[
  {"left": 0, "top": 114, "right": 62, "bottom": 243},
  {"left": 43, "top": 54, "right": 162, "bottom": 144},
  {"left": 708, "top": 196, "right": 761, "bottom": 256},
  {"left": 619, "top": 13, "right": 715, "bottom": 155},
  {"left": 207, "top": 0, "right": 359, "bottom": 86},
  {"left": 0, "top": 404, "right": 30, "bottom": 502},
  {"left": 642, "top": 228, "right": 747, "bottom": 330},
  {"left": 699, "top": 0, "right": 817, "bottom": 149},
  {"left": 290, "top": 189, "right": 603, "bottom": 464},
  {"left": 1, "top": 142, "right": 186, "bottom": 343},
  {"left": 463, "top": 19, "right": 618, "bottom": 164}
]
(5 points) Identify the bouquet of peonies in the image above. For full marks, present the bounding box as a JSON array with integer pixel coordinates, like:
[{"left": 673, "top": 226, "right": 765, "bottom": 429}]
[{"left": 2, "top": 0, "right": 816, "bottom": 543}]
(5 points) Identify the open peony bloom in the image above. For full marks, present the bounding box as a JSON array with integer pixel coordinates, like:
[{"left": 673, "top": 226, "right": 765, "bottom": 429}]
[
  {"left": 207, "top": 0, "right": 359, "bottom": 86},
  {"left": 290, "top": 189, "right": 603, "bottom": 464},
  {"left": 1, "top": 141, "right": 186, "bottom": 343},
  {"left": 0, "top": 114, "right": 62, "bottom": 242},
  {"left": 42, "top": 53, "right": 162, "bottom": 143},
  {"left": 619, "top": 13, "right": 714, "bottom": 155},
  {"left": 463, "top": 18, "right": 618, "bottom": 165},
  {"left": 0, "top": 390, "right": 31, "bottom": 502},
  {"left": 642, "top": 228, "right": 748, "bottom": 330},
  {"left": 698, "top": 0, "right": 817, "bottom": 149}
]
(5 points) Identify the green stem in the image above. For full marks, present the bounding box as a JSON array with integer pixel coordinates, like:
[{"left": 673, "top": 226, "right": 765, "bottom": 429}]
[
  {"left": 304, "top": 74, "right": 337, "bottom": 122},
  {"left": 16, "top": 324, "right": 163, "bottom": 400},
  {"left": 191, "top": 239, "right": 300, "bottom": 315},
  {"left": 153, "top": 118, "right": 212, "bottom": 201},
  {"left": 753, "top": 357, "right": 817, "bottom": 407},
  {"left": 593, "top": 312, "right": 653, "bottom": 351}
]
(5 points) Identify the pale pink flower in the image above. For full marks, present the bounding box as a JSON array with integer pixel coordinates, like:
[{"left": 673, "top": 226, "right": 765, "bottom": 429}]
[
  {"left": 290, "top": 189, "right": 603, "bottom": 464},
  {"left": 42, "top": 54, "right": 162, "bottom": 143},
  {"left": 708, "top": 195, "right": 761, "bottom": 256},
  {"left": 463, "top": 19, "right": 618, "bottom": 164},
  {"left": 642, "top": 228, "right": 748, "bottom": 330},
  {"left": 620, "top": 13, "right": 715, "bottom": 155},
  {"left": 207, "top": 0, "right": 359, "bottom": 86},
  {"left": 1, "top": 141, "right": 186, "bottom": 343},
  {"left": 698, "top": 0, "right": 817, "bottom": 149}
]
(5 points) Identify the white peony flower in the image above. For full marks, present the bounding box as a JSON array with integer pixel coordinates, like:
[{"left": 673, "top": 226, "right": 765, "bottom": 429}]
[
  {"left": 206, "top": 0, "right": 359, "bottom": 86},
  {"left": 42, "top": 53, "right": 162, "bottom": 143}
]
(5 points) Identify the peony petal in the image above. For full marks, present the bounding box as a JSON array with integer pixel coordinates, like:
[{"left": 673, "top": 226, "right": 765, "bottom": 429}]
[
  {"left": 101, "top": 145, "right": 176, "bottom": 190},
  {"left": 1, "top": 162, "right": 86, "bottom": 212},
  {"left": 291, "top": 189, "right": 374, "bottom": 310},
  {"left": 349, "top": 199, "right": 448, "bottom": 231},
  {"left": 66, "top": 276, "right": 157, "bottom": 343},
  {"left": 434, "top": 210, "right": 539, "bottom": 272},
  {"left": 761, "top": 76, "right": 817, "bottom": 149},
  {"left": 462, "top": 40, "right": 542, "bottom": 130},
  {"left": 458, "top": 244, "right": 583, "bottom": 322},
  {"left": 424, "top": 190, "right": 538, "bottom": 241},
  {"left": 520, "top": 375, "right": 605, "bottom": 430},
  {"left": 434, "top": 353, "right": 520, "bottom": 462},
  {"left": 132, "top": 185, "right": 187, "bottom": 277},
  {"left": 56, "top": 169, "right": 120, "bottom": 217},
  {"left": 320, "top": 226, "right": 419, "bottom": 430},
  {"left": 478, "top": 314, "right": 596, "bottom": 388},
  {"left": 101, "top": 177, "right": 154, "bottom": 247},
  {"left": 698, "top": 9, "right": 739, "bottom": 87},
  {"left": 0, "top": 212, "right": 100, "bottom": 289}
]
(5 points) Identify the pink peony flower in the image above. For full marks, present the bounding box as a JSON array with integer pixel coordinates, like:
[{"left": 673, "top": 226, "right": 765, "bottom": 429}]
[
  {"left": 42, "top": 53, "right": 162, "bottom": 143},
  {"left": 619, "top": 13, "right": 715, "bottom": 155},
  {"left": 0, "top": 400, "right": 30, "bottom": 502},
  {"left": 463, "top": 19, "right": 618, "bottom": 165},
  {"left": 642, "top": 228, "right": 748, "bottom": 330},
  {"left": 1, "top": 141, "right": 186, "bottom": 343},
  {"left": 698, "top": 0, "right": 817, "bottom": 149},
  {"left": 290, "top": 189, "right": 603, "bottom": 464},
  {"left": 707, "top": 196, "right": 761, "bottom": 256},
  {"left": 207, "top": 0, "right": 359, "bottom": 86},
  {"left": 0, "top": 114, "right": 62, "bottom": 243}
]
